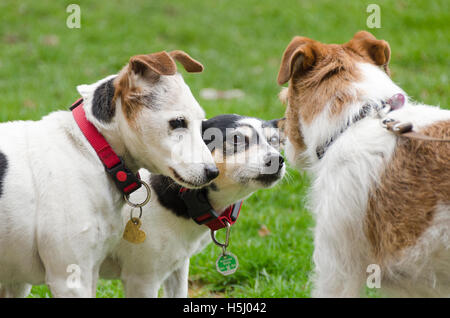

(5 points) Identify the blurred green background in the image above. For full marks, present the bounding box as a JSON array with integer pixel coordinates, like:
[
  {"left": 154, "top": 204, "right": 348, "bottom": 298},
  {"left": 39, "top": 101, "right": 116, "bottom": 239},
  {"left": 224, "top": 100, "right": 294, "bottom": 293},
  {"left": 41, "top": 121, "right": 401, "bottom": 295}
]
[{"left": 0, "top": 0, "right": 448, "bottom": 297}]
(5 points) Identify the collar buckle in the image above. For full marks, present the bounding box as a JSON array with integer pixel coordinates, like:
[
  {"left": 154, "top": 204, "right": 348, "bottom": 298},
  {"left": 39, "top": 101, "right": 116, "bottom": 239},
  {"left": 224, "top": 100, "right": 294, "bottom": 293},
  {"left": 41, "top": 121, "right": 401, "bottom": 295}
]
[{"left": 105, "top": 157, "right": 142, "bottom": 196}]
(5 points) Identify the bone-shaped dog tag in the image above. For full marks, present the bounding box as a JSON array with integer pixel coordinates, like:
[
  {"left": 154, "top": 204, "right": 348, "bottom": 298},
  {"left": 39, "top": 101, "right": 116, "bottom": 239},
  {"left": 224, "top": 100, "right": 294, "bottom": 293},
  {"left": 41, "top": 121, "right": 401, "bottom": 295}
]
[{"left": 123, "top": 217, "right": 146, "bottom": 244}]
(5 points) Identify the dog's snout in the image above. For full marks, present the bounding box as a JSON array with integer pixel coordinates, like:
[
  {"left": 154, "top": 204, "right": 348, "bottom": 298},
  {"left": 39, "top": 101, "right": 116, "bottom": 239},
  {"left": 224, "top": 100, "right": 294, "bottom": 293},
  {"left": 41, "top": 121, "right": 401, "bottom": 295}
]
[
  {"left": 265, "top": 154, "right": 284, "bottom": 168},
  {"left": 204, "top": 164, "right": 219, "bottom": 181}
]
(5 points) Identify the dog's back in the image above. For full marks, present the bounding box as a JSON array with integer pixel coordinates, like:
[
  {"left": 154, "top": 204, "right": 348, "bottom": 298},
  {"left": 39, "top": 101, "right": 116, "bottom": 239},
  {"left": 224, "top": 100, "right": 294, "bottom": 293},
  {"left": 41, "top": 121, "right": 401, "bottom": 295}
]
[
  {"left": 0, "top": 114, "right": 71, "bottom": 285},
  {"left": 366, "top": 119, "right": 450, "bottom": 296}
]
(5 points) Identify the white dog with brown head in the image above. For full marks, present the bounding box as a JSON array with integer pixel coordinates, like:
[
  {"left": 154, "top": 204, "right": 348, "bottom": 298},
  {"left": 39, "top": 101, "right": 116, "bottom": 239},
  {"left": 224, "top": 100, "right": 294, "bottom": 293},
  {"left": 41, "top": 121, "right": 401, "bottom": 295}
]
[
  {"left": 0, "top": 50, "right": 217, "bottom": 297},
  {"left": 278, "top": 31, "right": 450, "bottom": 297}
]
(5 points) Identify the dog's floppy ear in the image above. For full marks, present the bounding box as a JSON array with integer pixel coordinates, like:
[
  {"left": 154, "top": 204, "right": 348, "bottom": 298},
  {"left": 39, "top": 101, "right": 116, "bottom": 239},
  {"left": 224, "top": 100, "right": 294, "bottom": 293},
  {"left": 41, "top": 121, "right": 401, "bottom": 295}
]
[
  {"left": 277, "top": 37, "right": 319, "bottom": 85},
  {"left": 346, "top": 31, "right": 391, "bottom": 75},
  {"left": 169, "top": 50, "right": 204, "bottom": 73},
  {"left": 129, "top": 51, "right": 177, "bottom": 76}
]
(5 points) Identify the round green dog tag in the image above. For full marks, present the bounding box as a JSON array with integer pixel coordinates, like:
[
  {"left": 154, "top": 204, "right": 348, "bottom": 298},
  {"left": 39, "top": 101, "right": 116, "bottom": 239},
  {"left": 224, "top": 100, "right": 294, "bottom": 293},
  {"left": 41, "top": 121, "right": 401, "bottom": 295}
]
[{"left": 216, "top": 252, "right": 239, "bottom": 276}]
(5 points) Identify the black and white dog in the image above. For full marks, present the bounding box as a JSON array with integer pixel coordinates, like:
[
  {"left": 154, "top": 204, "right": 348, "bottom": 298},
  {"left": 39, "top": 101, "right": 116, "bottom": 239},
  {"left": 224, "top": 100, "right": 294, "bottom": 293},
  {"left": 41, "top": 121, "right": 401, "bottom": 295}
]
[{"left": 99, "top": 114, "right": 286, "bottom": 297}]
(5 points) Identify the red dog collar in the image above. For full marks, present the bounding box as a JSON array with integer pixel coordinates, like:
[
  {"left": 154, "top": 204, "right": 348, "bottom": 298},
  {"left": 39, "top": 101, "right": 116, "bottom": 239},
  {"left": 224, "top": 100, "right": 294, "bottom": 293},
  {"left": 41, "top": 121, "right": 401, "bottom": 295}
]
[
  {"left": 70, "top": 98, "right": 141, "bottom": 196},
  {"left": 179, "top": 187, "right": 243, "bottom": 231},
  {"left": 206, "top": 201, "right": 243, "bottom": 231}
]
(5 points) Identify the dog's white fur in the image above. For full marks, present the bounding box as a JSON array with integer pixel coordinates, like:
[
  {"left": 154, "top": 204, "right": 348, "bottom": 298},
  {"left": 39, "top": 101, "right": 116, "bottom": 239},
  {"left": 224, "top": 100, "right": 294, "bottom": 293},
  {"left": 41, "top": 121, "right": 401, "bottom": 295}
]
[
  {"left": 0, "top": 62, "right": 215, "bottom": 297},
  {"left": 286, "top": 62, "right": 450, "bottom": 297},
  {"left": 0, "top": 115, "right": 285, "bottom": 298}
]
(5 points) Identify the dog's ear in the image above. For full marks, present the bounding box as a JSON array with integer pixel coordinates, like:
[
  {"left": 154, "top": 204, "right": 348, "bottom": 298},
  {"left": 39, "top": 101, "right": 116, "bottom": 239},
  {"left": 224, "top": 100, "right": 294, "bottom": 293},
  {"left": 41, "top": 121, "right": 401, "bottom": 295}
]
[
  {"left": 129, "top": 51, "right": 177, "bottom": 76},
  {"left": 169, "top": 50, "right": 204, "bottom": 73},
  {"left": 346, "top": 31, "right": 391, "bottom": 75},
  {"left": 277, "top": 36, "right": 320, "bottom": 85}
]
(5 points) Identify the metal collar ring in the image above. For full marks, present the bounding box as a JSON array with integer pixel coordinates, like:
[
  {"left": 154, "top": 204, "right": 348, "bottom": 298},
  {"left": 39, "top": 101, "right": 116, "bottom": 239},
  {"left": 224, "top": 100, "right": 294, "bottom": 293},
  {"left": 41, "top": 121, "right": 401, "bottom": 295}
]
[
  {"left": 210, "top": 221, "right": 231, "bottom": 249},
  {"left": 124, "top": 179, "right": 152, "bottom": 208}
]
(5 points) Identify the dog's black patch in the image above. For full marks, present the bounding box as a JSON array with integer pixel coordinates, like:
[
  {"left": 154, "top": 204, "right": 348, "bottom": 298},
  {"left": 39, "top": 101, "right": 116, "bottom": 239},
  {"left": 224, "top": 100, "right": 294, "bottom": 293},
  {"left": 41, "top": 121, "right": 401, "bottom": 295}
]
[
  {"left": 150, "top": 174, "right": 191, "bottom": 219},
  {"left": 150, "top": 173, "right": 227, "bottom": 221},
  {"left": 262, "top": 118, "right": 281, "bottom": 129},
  {"left": 92, "top": 79, "right": 116, "bottom": 123},
  {"left": 0, "top": 151, "right": 8, "bottom": 198},
  {"left": 202, "top": 114, "right": 241, "bottom": 146},
  {"left": 150, "top": 175, "right": 221, "bottom": 219}
]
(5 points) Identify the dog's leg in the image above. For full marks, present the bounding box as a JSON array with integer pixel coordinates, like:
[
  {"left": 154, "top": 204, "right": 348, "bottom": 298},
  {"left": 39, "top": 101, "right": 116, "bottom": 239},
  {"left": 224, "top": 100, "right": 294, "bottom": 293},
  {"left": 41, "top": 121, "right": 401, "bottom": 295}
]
[
  {"left": 0, "top": 283, "right": 32, "bottom": 298},
  {"left": 40, "top": 257, "right": 99, "bottom": 298},
  {"left": 163, "top": 258, "right": 189, "bottom": 298},
  {"left": 312, "top": 266, "right": 365, "bottom": 298},
  {"left": 311, "top": 230, "right": 367, "bottom": 298},
  {"left": 122, "top": 274, "right": 160, "bottom": 298},
  {"left": 44, "top": 265, "right": 97, "bottom": 298}
]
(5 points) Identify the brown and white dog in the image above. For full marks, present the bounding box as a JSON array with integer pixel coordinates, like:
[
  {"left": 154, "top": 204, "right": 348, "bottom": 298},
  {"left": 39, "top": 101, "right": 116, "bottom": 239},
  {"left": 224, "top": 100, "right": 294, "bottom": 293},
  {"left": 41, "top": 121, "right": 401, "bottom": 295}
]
[
  {"left": 278, "top": 31, "right": 450, "bottom": 297},
  {"left": 0, "top": 50, "right": 217, "bottom": 297}
]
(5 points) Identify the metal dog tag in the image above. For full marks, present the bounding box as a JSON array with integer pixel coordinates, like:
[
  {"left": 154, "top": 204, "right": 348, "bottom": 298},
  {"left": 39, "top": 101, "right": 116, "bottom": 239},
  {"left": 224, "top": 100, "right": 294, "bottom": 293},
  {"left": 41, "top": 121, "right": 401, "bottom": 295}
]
[
  {"left": 123, "top": 217, "right": 146, "bottom": 244},
  {"left": 216, "top": 252, "right": 239, "bottom": 276}
]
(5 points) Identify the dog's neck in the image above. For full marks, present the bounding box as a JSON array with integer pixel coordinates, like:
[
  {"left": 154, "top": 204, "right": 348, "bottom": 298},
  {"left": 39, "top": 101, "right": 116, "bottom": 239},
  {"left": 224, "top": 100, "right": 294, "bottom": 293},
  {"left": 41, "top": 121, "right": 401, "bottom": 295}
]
[
  {"left": 304, "top": 63, "right": 407, "bottom": 163},
  {"left": 76, "top": 75, "right": 139, "bottom": 172},
  {"left": 315, "top": 102, "right": 384, "bottom": 159},
  {"left": 150, "top": 174, "right": 248, "bottom": 221}
]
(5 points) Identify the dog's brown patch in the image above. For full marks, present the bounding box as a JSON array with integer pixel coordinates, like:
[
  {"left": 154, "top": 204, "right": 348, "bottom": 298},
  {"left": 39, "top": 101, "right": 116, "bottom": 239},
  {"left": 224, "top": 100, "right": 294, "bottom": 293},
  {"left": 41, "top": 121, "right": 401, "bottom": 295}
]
[
  {"left": 113, "top": 50, "right": 204, "bottom": 127},
  {"left": 113, "top": 51, "right": 177, "bottom": 127},
  {"left": 278, "top": 31, "right": 391, "bottom": 155},
  {"left": 365, "top": 120, "right": 450, "bottom": 263},
  {"left": 113, "top": 69, "right": 142, "bottom": 127},
  {"left": 345, "top": 31, "right": 391, "bottom": 76},
  {"left": 210, "top": 150, "right": 232, "bottom": 188},
  {"left": 282, "top": 43, "right": 361, "bottom": 153},
  {"left": 169, "top": 50, "right": 204, "bottom": 73}
]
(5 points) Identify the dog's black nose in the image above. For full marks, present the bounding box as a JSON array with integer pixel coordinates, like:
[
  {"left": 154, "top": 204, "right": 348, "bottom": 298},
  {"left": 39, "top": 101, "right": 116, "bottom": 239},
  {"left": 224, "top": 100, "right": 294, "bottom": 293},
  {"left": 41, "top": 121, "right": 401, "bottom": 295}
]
[
  {"left": 204, "top": 164, "right": 219, "bottom": 181},
  {"left": 265, "top": 154, "right": 284, "bottom": 168}
]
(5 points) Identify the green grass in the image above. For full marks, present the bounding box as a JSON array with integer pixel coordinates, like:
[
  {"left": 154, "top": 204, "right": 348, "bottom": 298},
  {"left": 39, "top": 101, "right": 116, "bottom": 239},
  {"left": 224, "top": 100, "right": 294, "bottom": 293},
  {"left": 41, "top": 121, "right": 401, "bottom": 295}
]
[{"left": 0, "top": 0, "right": 447, "bottom": 298}]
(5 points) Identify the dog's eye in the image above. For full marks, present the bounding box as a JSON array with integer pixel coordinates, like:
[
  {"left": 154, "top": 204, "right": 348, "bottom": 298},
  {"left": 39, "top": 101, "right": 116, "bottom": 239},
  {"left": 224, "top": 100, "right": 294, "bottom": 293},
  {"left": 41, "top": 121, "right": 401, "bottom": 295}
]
[
  {"left": 169, "top": 117, "right": 187, "bottom": 129},
  {"left": 269, "top": 135, "right": 279, "bottom": 145},
  {"left": 231, "top": 132, "right": 248, "bottom": 146}
]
